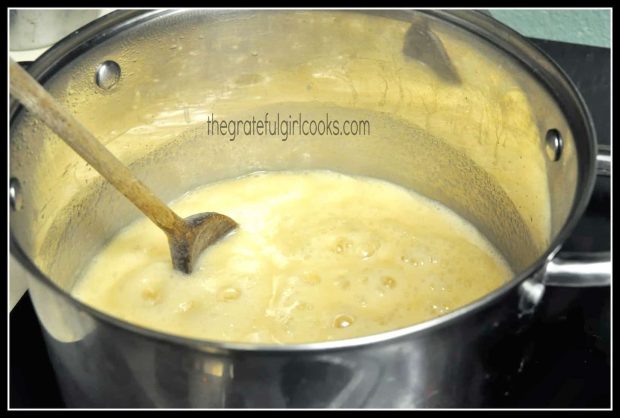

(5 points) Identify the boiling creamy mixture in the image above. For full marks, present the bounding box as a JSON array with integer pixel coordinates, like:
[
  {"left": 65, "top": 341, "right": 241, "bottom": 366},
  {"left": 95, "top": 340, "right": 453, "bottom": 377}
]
[{"left": 73, "top": 171, "right": 512, "bottom": 344}]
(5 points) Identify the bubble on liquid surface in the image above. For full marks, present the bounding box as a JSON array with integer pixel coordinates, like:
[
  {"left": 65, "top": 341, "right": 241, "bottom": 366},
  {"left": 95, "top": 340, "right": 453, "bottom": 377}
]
[
  {"left": 334, "top": 314, "right": 355, "bottom": 329},
  {"left": 303, "top": 272, "right": 321, "bottom": 285},
  {"left": 400, "top": 255, "right": 419, "bottom": 265},
  {"left": 218, "top": 287, "right": 241, "bottom": 301},
  {"left": 381, "top": 276, "right": 397, "bottom": 289},
  {"left": 177, "top": 301, "right": 193, "bottom": 312},
  {"left": 141, "top": 287, "right": 161, "bottom": 304},
  {"left": 330, "top": 233, "right": 380, "bottom": 258},
  {"left": 331, "top": 237, "right": 352, "bottom": 254}
]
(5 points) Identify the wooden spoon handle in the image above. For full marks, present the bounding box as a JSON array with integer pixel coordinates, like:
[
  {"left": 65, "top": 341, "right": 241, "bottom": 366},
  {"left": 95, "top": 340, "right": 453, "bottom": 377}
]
[{"left": 9, "top": 58, "right": 185, "bottom": 234}]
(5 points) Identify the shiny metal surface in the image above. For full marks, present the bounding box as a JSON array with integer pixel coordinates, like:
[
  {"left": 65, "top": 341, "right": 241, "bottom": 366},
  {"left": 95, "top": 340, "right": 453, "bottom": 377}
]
[
  {"left": 541, "top": 144, "right": 611, "bottom": 288},
  {"left": 9, "top": 177, "right": 22, "bottom": 211},
  {"left": 21, "top": 269, "right": 537, "bottom": 408},
  {"left": 545, "top": 129, "right": 564, "bottom": 162},
  {"left": 9, "top": 10, "right": 604, "bottom": 408},
  {"left": 95, "top": 60, "right": 121, "bottom": 90},
  {"left": 517, "top": 276, "right": 546, "bottom": 317},
  {"left": 596, "top": 144, "right": 611, "bottom": 176},
  {"left": 544, "top": 252, "right": 611, "bottom": 287}
]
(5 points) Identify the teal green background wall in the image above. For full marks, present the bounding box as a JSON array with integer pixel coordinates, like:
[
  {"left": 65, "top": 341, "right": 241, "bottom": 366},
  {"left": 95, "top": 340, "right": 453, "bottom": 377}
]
[{"left": 489, "top": 10, "right": 610, "bottom": 48}]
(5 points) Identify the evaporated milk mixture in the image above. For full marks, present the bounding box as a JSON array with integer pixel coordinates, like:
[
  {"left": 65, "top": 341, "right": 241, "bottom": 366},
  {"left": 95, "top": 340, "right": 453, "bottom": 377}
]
[{"left": 73, "top": 171, "right": 512, "bottom": 343}]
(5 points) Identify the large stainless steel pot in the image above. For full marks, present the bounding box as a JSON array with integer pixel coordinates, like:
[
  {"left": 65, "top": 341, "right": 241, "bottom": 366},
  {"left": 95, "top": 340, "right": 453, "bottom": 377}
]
[{"left": 9, "top": 10, "right": 610, "bottom": 408}]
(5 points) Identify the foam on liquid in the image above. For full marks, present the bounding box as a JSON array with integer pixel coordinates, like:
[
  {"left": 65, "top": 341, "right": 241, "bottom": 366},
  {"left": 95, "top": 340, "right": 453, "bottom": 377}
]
[{"left": 73, "top": 171, "right": 512, "bottom": 344}]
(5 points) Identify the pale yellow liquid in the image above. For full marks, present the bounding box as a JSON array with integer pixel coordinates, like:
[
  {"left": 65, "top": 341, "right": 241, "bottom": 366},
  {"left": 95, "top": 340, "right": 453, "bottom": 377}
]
[{"left": 73, "top": 171, "right": 512, "bottom": 344}]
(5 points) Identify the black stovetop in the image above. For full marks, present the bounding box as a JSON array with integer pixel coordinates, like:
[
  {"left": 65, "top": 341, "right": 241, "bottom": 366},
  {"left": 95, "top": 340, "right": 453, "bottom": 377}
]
[{"left": 9, "top": 38, "right": 611, "bottom": 409}]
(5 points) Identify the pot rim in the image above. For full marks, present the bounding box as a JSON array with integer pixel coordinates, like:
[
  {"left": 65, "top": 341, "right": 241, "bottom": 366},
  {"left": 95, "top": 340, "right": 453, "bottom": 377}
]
[{"left": 9, "top": 9, "right": 598, "bottom": 354}]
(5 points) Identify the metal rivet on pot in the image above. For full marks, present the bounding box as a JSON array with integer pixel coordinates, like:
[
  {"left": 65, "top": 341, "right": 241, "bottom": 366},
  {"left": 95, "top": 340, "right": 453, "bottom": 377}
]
[
  {"left": 10, "top": 177, "right": 23, "bottom": 211},
  {"left": 545, "top": 129, "right": 563, "bottom": 162},
  {"left": 95, "top": 60, "right": 121, "bottom": 90},
  {"left": 517, "top": 278, "right": 545, "bottom": 317}
]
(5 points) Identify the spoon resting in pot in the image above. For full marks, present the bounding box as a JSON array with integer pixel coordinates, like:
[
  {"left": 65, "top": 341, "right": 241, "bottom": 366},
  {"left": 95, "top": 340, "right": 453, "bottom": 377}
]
[{"left": 9, "top": 59, "right": 238, "bottom": 274}]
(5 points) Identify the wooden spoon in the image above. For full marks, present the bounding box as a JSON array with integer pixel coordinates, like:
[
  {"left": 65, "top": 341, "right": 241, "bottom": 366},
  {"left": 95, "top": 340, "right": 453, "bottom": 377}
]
[{"left": 9, "top": 59, "right": 238, "bottom": 274}]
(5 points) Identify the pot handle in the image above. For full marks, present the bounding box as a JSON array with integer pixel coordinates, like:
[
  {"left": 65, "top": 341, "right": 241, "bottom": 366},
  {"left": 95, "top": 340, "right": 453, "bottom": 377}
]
[{"left": 544, "top": 145, "right": 611, "bottom": 287}]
